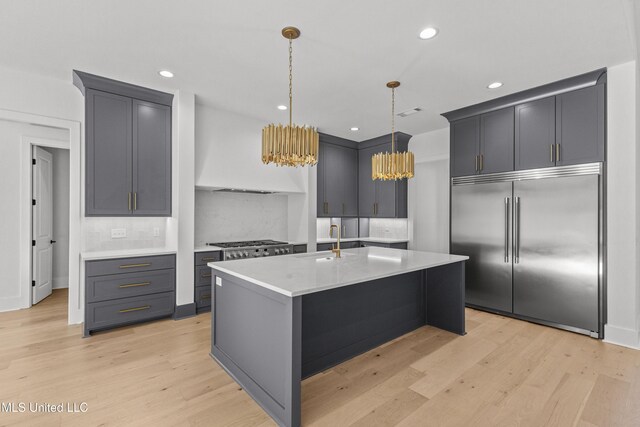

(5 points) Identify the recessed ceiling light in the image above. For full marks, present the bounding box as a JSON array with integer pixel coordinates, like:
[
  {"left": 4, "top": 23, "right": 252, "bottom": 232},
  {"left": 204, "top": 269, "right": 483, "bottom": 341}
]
[
  {"left": 487, "top": 81, "right": 503, "bottom": 89},
  {"left": 350, "top": 127, "right": 359, "bottom": 131},
  {"left": 158, "top": 70, "right": 174, "bottom": 78},
  {"left": 277, "top": 105, "right": 288, "bottom": 110},
  {"left": 419, "top": 27, "right": 438, "bottom": 40}
]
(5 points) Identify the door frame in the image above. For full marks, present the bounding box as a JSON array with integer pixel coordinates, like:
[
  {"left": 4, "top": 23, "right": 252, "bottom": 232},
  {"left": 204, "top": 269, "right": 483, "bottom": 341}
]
[{"left": 1, "top": 108, "right": 82, "bottom": 325}]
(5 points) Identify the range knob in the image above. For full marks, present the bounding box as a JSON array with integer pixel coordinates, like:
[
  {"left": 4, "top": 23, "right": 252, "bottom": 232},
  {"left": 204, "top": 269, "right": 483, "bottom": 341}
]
[
  {"left": 228, "top": 252, "right": 235, "bottom": 259},
  {"left": 263, "top": 251, "right": 269, "bottom": 256},
  {"left": 243, "top": 251, "right": 249, "bottom": 257},
  {"left": 284, "top": 248, "right": 290, "bottom": 253},
  {"left": 275, "top": 249, "right": 280, "bottom": 255}
]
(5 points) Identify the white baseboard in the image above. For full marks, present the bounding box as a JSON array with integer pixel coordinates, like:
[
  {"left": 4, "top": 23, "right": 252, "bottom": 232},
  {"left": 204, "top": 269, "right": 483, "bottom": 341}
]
[
  {"left": 52, "top": 277, "right": 69, "bottom": 290},
  {"left": 604, "top": 324, "right": 640, "bottom": 350}
]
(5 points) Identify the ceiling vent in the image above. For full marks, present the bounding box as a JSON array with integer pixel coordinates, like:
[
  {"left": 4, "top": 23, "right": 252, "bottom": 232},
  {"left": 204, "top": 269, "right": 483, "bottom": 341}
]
[{"left": 397, "top": 107, "right": 423, "bottom": 117}]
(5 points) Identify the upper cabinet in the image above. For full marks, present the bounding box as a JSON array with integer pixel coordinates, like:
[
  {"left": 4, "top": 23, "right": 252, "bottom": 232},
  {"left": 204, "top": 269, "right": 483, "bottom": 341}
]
[
  {"left": 450, "top": 108, "right": 514, "bottom": 177},
  {"left": 444, "top": 68, "right": 606, "bottom": 176},
  {"left": 317, "top": 135, "right": 358, "bottom": 217},
  {"left": 357, "top": 134, "right": 409, "bottom": 218},
  {"left": 555, "top": 85, "right": 605, "bottom": 166},
  {"left": 74, "top": 71, "right": 173, "bottom": 217}
]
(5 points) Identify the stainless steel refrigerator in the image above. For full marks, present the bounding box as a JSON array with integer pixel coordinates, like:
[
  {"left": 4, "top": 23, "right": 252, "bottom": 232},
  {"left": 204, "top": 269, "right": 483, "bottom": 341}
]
[{"left": 451, "top": 163, "right": 604, "bottom": 337}]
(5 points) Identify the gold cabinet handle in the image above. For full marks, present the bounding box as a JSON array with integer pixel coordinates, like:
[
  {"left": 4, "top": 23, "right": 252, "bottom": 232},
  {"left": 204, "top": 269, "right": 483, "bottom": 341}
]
[
  {"left": 119, "top": 263, "right": 151, "bottom": 269},
  {"left": 134, "top": 192, "right": 138, "bottom": 211},
  {"left": 555, "top": 144, "right": 560, "bottom": 163},
  {"left": 475, "top": 155, "right": 479, "bottom": 172},
  {"left": 201, "top": 257, "right": 217, "bottom": 262},
  {"left": 550, "top": 144, "right": 554, "bottom": 163},
  {"left": 480, "top": 154, "right": 484, "bottom": 171},
  {"left": 119, "top": 305, "right": 150, "bottom": 313},
  {"left": 201, "top": 273, "right": 212, "bottom": 279},
  {"left": 119, "top": 282, "right": 150, "bottom": 288},
  {"left": 128, "top": 192, "right": 132, "bottom": 211},
  {"left": 201, "top": 294, "right": 211, "bottom": 300}
]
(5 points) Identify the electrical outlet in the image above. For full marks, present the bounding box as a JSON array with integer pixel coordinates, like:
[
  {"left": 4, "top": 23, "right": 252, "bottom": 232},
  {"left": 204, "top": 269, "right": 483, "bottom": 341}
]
[
  {"left": 153, "top": 227, "right": 160, "bottom": 237},
  {"left": 111, "top": 228, "right": 127, "bottom": 239}
]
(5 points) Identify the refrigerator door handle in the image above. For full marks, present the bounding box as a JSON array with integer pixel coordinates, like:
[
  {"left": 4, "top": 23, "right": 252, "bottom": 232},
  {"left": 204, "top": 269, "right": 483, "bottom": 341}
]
[
  {"left": 504, "top": 197, "right": 510, "bottom": 263},
  {"left": 514, "top": 196, "right": 520, "bottom": 263}
]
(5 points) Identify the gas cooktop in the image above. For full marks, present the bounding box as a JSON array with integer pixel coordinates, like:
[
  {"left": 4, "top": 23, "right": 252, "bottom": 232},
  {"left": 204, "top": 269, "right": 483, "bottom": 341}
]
[{"left": 207, "top": 240, "right": 288, "bottom": 249}]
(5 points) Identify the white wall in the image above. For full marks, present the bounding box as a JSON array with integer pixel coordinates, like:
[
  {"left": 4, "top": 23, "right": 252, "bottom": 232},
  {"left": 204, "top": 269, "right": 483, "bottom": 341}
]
[
  {"left": 49, "top": 147, "right": 70, "bottom": 289},
  {"left": 195, "top": 191, "right": 289, "bottom": 245},
  {"left": 605, "top": 61, "right": 640, "bottom": 349},
  {"left": 0, "top": 120, "right": 69, "bottom": 311},
  {"left": 195, "top": 105, "right": 306, "bottom": 193},
  {"left": 407, "top": 128, "right": 450, "bottom": 252}
]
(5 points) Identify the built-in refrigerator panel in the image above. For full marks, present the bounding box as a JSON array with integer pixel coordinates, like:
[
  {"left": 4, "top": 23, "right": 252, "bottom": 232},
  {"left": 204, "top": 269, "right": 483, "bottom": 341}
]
[
  {"left": 451, "top": 181, "right": 513, "bottom": 312},
  {"left": 512, "top": 174, "right": 599, "bottom": 332}
]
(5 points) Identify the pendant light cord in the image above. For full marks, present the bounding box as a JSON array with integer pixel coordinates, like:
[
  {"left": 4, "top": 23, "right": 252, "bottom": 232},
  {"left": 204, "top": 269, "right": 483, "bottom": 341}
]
[
  {"left": 391, "top": 86, "right": 395, "bottom": 153},
  {"left": 289, "top": 36, "right": 293, "bottom": 128}
]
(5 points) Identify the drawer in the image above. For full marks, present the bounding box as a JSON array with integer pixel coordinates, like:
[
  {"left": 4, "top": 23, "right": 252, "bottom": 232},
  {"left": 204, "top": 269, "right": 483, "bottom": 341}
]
[
  {"left": 85, "top": 292, "right": 175, "bottom": 333},
  {"left": 317, "top": 243, "right": 333, "bottom": 251},
  {"left": 195, "top": 265, "right": 213, "bottom": 286},
  {"left": 341, "top": 241, "right": 360, "bottom": 249},
  {"left": 86, "top": 269, "right": 175, "bottom": 303},
  {"left": 293, "top": 244, "right": 307, "bottom": 254},
  {"left": 195, "top": 251, "right": 222, "bottom": 266},
  {"left": 195, "top": 286, "right": 212, "bottom": 310},
  {"left": 360, "top": 241, "right": 408, "bottom": 249},
  {"left": 86, "top": 254, "right": 176, "bottom": 277}
]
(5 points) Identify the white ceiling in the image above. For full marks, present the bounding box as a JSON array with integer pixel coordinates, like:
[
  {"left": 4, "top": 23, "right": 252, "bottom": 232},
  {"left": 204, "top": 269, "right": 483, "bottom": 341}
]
[{"left": 0, "top": 0, "right": 636, "bottom": 141}]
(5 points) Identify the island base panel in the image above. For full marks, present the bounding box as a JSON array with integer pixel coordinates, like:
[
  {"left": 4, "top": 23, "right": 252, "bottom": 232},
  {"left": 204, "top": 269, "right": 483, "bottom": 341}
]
[
  {"left": 210, "top": 271, "right": 301, "bottom": 427},
  {"left": 426, "top": 261, "right": 466, "bottom": 335}
]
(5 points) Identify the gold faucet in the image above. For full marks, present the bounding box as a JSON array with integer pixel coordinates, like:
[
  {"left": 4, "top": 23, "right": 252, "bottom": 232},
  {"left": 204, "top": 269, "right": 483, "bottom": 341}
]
[{"left": 329, "top": 224, "right": 341, "bottom": 258}]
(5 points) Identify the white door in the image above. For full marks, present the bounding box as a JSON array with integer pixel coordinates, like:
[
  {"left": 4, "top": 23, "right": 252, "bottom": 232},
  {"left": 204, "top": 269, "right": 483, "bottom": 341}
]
[{"left": 32, "top": 146, "right": 54, "bottom": 305}]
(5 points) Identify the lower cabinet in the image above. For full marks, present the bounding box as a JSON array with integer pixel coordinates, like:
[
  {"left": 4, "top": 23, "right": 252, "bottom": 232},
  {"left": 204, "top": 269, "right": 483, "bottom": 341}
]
[
  {"left": 359, "top": 241, "right": 408, "bottom": 249},
  {"left": 194, "top": 250, "right": 221, "bottom": 313},
  {"left": 293, "top": 244, "right": 307, "bottom": 254},
  {"left": 318, "top": 241, "right": 408, "bottom": 251},
  {"left": 84, "top": 254, "right": 176, "bottom": 336}
]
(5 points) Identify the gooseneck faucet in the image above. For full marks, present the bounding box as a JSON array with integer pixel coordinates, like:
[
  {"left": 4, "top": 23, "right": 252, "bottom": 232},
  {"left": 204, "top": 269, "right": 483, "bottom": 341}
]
[{"left": 329, "top": 224, "right": 341, "bottom": 258}]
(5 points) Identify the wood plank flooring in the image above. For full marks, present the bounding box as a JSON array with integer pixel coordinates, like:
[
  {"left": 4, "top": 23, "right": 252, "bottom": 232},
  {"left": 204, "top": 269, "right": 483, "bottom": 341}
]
[{"left": 1, "top": 289, "right": 639, "bottom": 426}]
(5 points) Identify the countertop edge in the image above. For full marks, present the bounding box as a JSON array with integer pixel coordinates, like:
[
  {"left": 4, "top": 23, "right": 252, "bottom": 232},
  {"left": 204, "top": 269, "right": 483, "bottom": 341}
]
[{"left": 81, "top": 248, "right": 177, "bottom": 261}]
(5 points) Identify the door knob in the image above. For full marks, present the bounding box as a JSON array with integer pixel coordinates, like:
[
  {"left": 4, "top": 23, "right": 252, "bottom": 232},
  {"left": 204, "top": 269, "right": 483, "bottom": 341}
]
[{"left": 50, "top": 240, "right": 57, "bottom": 244}]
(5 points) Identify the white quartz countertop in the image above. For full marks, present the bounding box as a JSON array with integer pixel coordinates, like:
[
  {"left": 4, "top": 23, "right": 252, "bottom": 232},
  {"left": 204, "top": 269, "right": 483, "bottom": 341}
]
[
  {"left": 81, "top": 248, "right": 177, "bottom": 261},
  {"left": 208, "top": 247, "right": 468, "bottom": 297},
  {"left": 195, "top": 245, "right": 223, "bottom": 252}
]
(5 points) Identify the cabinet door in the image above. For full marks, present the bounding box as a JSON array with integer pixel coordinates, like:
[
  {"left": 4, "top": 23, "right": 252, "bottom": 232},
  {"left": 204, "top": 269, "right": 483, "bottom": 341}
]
[
  {"left": 358, "top": 146, "right": 377, "bottom": 217},
  {"left": 323, "top": 143, "right": 345, "bottom": 217},
  {"left": 132, "top": 100, "right": 172, "bottom": 216},
  {"left": 515, "top": 97, "right": 556, "bottom": 170},
  {"left": 556, "top": 85, "right": 605, "bottom": 166},
  {"left": 342, "top": 147, "right": 358, "bottom": 216},
  {"left": 376, "top": 179, "right": 398, "bottom": 218},
  {"left": 479, "top": 107, "right": 514, "bottom": 174},
  {"left": 450, "top": 116, "right": 480, "bottom": 177},
  {"left": 86, "top": 89, "right": 133, "bottom": 216},
  {"left": 317, "top": 143, "right": 327, "bottom": 216}
]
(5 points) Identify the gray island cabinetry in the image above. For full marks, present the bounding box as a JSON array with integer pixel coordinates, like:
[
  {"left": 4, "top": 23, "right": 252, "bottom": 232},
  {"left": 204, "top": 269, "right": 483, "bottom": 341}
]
[{"left": 208, "top": 247, "right": 467, "bottom": 427}]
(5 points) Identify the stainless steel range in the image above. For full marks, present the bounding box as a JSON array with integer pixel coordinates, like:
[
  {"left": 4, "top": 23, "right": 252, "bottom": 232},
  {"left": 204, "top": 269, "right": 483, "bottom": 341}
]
[{"left": 207, "top": 240, "right": 293, "bottom": 261}]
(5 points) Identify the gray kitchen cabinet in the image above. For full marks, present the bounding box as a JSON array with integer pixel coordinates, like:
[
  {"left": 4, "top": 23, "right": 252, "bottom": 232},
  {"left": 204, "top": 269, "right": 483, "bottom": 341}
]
[
  {"left": 360, "top": 241, "right": 408, "bottom": 249},
  {"left": 132, "top": 100, "right": 172, "bottom": 216},
  {"left": 293, "top": 244, "right": 307, "bottom": 254},
  {"left": 555, "top": 85, "right": 605, "bottom": 166},
  {"left": 84, "top": 254, "right": 176, "bottom": 336},
  {"left": 358, "top": 137, "right": 408, "bottom": 218},
  {"left": 317, "top": 136, "right": 358, "bottom": 217},
  {"left": 194, "top": 250, "right": 222, "bottom": 313},
  {"left": 515, "top": 97, "right": 556, "bottom": 170},
  {"left": 479, "top": 107, "right": 514, "bottom": 174},
  {"left": 74, "top": 70, "right": 173, "bottom": 217},
  {"left": 85, "top": 89, "right": 133, "bottom": 215},
  {"left": 450, "top": 116, "right": 480, "bottom": 177}
]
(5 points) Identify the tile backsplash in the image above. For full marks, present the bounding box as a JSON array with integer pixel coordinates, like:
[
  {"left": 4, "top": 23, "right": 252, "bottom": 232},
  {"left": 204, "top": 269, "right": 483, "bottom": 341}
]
[
  {"left": 316, "top": 217, "right": 407, "bottom": 240},
  {"left": 368, "top": 218, "right": 408, "bottom": 239},
  {"left": 82, "top": 217, "right": 167, "bottom": 252},
  {"left": 195, "top": 190, "right": 288, "bottom": 245}
]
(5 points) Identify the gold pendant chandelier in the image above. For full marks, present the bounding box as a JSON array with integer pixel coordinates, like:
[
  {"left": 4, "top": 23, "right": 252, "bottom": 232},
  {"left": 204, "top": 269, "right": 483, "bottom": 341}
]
[
  {"left": 262, "top": 26, "right": 319, "bottom": 167},
  {"left": 372, "top": 81, "right": 415, "bottom": 180}
]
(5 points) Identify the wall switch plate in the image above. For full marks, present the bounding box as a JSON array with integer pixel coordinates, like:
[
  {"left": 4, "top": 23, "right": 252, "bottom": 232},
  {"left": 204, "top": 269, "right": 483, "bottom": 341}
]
[
  {"left": 111, "top": 228, "right": 127, "bottom": 239},
  {"left": 215, "top": 277, "right": 222, "bottom": 287},
  {"left": 153, "top": 227, "right": 160, "bottom": 237}
]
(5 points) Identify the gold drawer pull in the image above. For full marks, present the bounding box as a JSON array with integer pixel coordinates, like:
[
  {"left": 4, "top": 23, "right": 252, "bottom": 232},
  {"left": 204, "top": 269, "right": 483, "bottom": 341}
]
[
  {"left": 119, "top": 305, "right": 150, "bottom": 313},
  {"left": 201, "top": 257, "right": 217, "bottom": 262},
  {"left": 119, "top": 282, "right": 150, "bottom": 289},
  {"left": 119, "top": 263, "right": 151, "bottom": 269},
  {"left": 201, "top": 294, "right": 211, "bottom": 300},
  {"left": 201, "top": 273, "right": 212, "bottom": 278}
]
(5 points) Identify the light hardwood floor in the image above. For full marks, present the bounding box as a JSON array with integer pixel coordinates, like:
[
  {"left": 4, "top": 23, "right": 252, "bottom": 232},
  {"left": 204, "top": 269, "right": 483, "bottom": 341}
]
[{"left": 1, "top": 289, "right": 639, "bottom": 426}]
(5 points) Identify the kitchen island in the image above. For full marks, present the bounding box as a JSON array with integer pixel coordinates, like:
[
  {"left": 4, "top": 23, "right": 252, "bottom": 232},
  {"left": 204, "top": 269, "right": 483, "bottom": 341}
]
[{"left": 208, "top": 247, "right": 468, "bottom": 427}]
